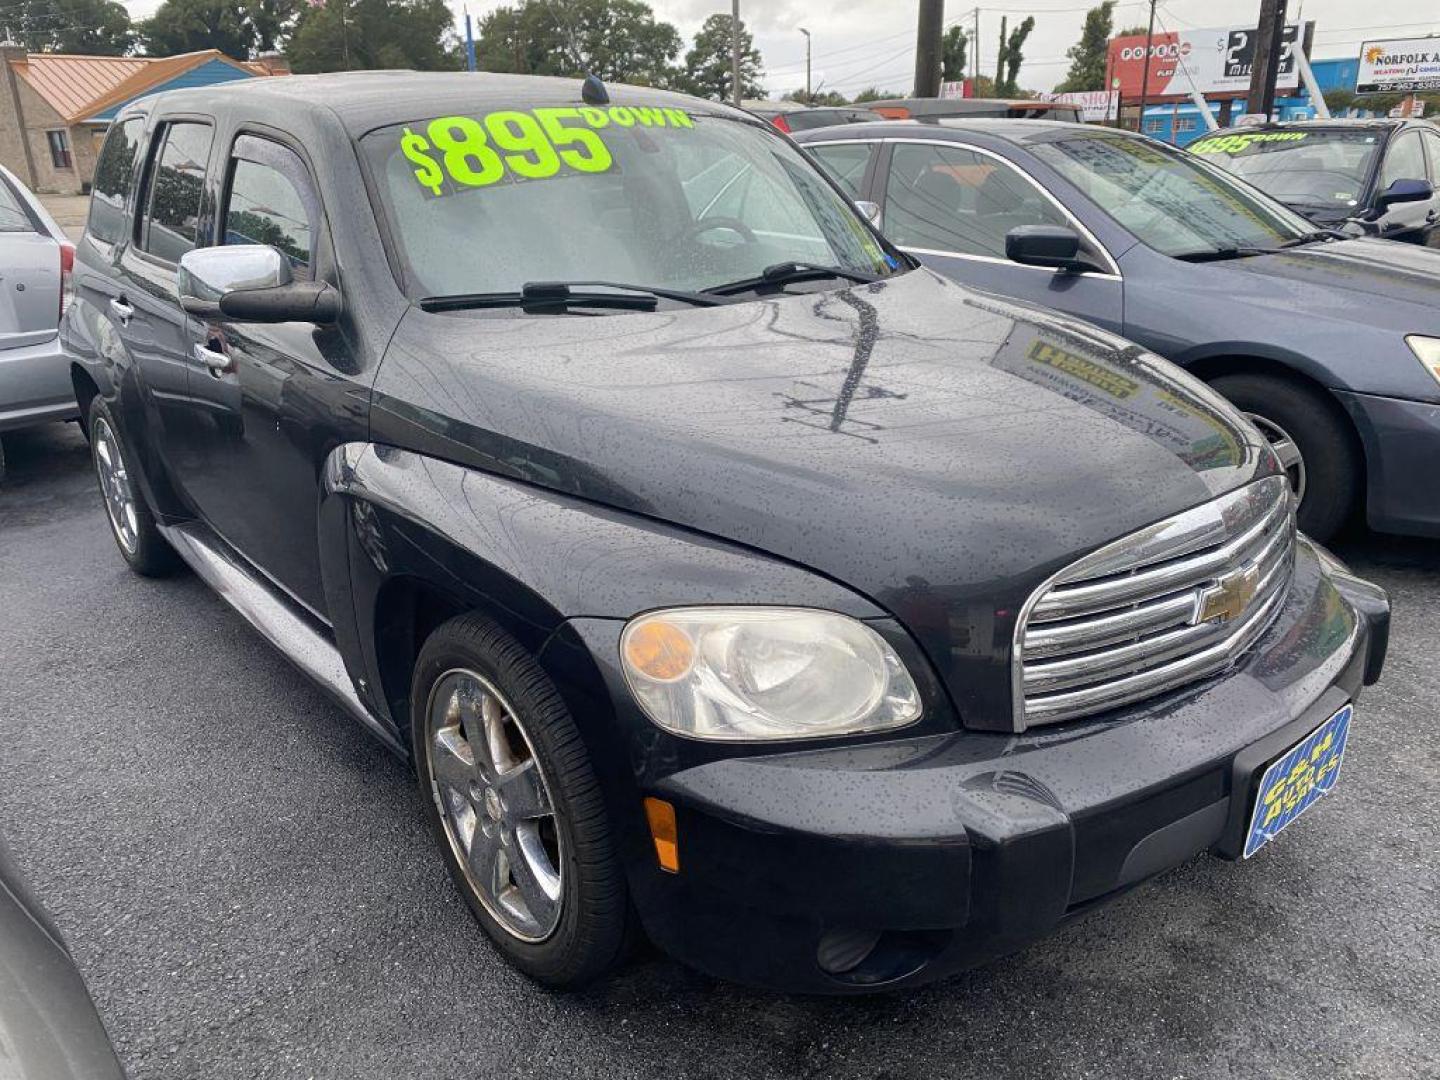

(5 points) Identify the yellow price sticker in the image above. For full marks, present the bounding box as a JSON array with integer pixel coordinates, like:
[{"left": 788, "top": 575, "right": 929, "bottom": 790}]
[{"left": 399, "top": 105, "right": 695, "bottom": 197}]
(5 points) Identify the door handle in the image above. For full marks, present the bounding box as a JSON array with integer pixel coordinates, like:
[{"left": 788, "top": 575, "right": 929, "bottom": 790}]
[
  {"left": 193, "top": 341, "right": 232, "bottom": 374},
  {"left": 109, "top": 296, "right": 134, "bottom": 324}
]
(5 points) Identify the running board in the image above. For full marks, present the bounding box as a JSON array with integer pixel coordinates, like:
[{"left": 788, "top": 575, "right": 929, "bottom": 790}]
[{"left": 158, "top": 522, "right": 405, "bottom": 756}]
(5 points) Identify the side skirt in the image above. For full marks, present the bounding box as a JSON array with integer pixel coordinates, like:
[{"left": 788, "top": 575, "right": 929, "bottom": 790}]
[{"left": 158, "top": 521, "right": 407, "bottom": 758}]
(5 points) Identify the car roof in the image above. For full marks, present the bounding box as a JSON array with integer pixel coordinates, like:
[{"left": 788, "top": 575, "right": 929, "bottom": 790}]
[
  {"left": 1205, "top": 118, "right": 1404, "bottom": 136},
  {"left": 124, "top": 70, "right": 745, "bottom": 138},
  {"left": 792, "top": 116, "right": 1115, "bottom": 145}
]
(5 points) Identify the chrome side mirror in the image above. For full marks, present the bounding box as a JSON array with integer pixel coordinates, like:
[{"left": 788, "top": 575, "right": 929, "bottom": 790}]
[
  {"left": 179, "top": 245, "right": 291, "bottom": 307},
  {"left": 178, "top": 245, "right": 339, "bottom": 324},
  {"left": 855, "top": 200, "right": 882, "bottom": 227}
]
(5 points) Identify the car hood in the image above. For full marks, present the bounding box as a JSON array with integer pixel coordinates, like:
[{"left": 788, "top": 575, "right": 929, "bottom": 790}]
[
  {"left": 1222, "top": 236, "right": 1440, "bottom": 313},
  {"left": 373, "top": 269, "right": 1271, "bottom": 725}
]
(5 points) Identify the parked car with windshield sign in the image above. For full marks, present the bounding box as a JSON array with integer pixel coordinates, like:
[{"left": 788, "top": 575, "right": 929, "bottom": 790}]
[
  {"left": 64, "top": 73, "right": 1389, "bottom": 993},
  {"left": 799, "top": 118, "right": 1440, "bottom": 541},
  {"left": 1189, "top": 119, "right": 1440, "bottom": 246},
  {"left": 0, "top": 162, "right": 77, "bottom": 478}
]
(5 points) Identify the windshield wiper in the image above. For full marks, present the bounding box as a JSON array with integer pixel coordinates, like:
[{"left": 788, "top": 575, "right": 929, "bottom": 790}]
[
  {"left": 703, "top": 261, "right": 881, "bottom": 297},
  {"left": 1172, "top": 245, "right": 1276, "bottom": 263},
  {"left": 420, "top": 280, "right": 730, "bottom": 313},
  {"left": 1278, "top": 228, "right": 1350, "bottom": 249}
]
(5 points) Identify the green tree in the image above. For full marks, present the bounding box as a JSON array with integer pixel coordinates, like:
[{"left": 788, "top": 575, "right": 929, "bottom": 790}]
[
  {"left": 1055, "top": 1, "right": 1114, "bottom": 92},
  {"left": 287, "top": 0, "right": 458, "bottom": 72},
  {"left": 680, "top": 13, "right": 763, "bottom": 101},
  {"left": 941, "top": 25, "right": 967, "bottom": 81},
  {"left": 1116, "top": 25, "right": 1148, "bottom": 37},
  {"left": 475, "top": 0, "right": 682, "bottom": 86},
  {"left": 851, "top": 86, "right": 903, "bottom": 103},
  {"left": 993, "top": 14, "right": 1034, "bottom": 97},
  {"left": 783, "top": 88, "right": 847, "bottom": 106},
  {"left": 10, "top": 0, "right": 133, "bottom": 55},
  {"left": 140, "top": 0, "right": 296, "bottom": 59},
  {"left": 1322, "top": 88, "right": 1355, "bottom": 115}
]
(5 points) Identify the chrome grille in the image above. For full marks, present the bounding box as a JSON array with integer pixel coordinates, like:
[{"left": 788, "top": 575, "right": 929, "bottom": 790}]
[{"left": 1016, "top": 475, "right": 1296, "bottom": 727}]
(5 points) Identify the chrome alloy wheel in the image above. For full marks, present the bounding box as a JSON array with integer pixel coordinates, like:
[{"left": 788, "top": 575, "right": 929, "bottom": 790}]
[
  {"left": 92, "top": 416, "right": 139, "bottom": 554},
  {"left": 425, "top": 669, "right": 564, "bottom": 942},
  {"left": 1245, "top": 411, "right": 1307, "bottom": 506}
]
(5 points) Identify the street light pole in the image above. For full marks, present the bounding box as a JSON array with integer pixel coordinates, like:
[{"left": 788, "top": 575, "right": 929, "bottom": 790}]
[
  {"left": 799, "top": 27, "right": 811, "bottom": 103},
  {"left": 731, "top": 0, "right": 742, "bottom": 107}
]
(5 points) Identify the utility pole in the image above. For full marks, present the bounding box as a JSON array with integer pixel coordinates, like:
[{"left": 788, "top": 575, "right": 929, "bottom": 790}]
[
  {"left": 799, "top": 27, "right": 811, "bottom": 103},
  {"left": 731, "top": 0, "right": 742, "bottom": 106},
  {"left": 1137, "top": 0, "right": 1157, "bottom": 131},
  {"left": 1246, "top": 0, "right": 1288, "bottom": 120},
  {"left": 914, "top": 0, "right": 944, "bottom": 98},
  {"left": 337, "top": 0, "right": 351, "bottom": 70},
  {"left": 973, "top": 7, "right": 980, "bottom": 93}
]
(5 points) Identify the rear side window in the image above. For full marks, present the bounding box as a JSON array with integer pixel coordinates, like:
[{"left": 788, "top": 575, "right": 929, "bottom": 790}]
[
  {"left": 808, "top": 143, "right": 875, "bottom": 199},
  {"left": 138, "top": 121, "right": 214, "bottom": 262},
  {"left": 87, "top": 117, "right": 143, "bottom": 246},
  {"left": 222, "top": 136, "right": 319, "bottom": 280},
  {"left": 0, "top": 173, "right": 34, "bottom": 233},
  {"left": 1421, "top": 130, "right": 1440, "bottom": 181}
]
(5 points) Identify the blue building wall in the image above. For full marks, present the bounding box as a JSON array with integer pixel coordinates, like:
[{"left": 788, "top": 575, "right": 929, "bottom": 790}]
[{"left": 87, "top": 58, "right": 258, "bottom": 122}]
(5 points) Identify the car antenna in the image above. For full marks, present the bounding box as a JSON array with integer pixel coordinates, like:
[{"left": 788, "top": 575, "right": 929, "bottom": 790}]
[{"left": 582, "top": 73, "right": 609, "bottom": 105}]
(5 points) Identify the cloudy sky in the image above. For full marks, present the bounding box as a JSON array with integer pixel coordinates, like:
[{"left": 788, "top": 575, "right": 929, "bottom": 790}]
[{"left": 118, "top": 0, "right": 1438, "bottom": 97}]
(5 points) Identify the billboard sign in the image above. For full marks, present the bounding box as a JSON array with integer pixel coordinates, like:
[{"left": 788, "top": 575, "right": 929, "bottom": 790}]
[
  {"left": 1357, "top": 38, "right": 1440, "bottom": 94},
  {"left": 1039, "top": 90, "right": 1119, "bottom": 121},
  {"left": 1107, "top": 25, "right": 1301, "bottom": 99}
]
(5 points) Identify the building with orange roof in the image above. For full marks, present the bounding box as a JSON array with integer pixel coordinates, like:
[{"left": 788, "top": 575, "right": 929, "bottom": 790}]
[{"left": 0, "top": 46, "right": 288, "bottom": 194}]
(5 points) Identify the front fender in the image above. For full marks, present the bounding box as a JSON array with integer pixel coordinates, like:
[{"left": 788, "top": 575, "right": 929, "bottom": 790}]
[{"left": 319, "top": 442, "right": 888, "bottom": 734}]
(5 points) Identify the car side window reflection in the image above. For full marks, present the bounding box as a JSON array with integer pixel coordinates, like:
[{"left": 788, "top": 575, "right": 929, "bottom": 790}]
[
  {"left": 883, "top": 142, "right": 1067, "bottom": 259},
  {"left": 138, "top": 121, "right": 214, "bottom": 263},
  {"left": 808, "top": 143, "right": 875, "bottom": 200},
  {"left": 1379, "top": 132, "right": 1426, "bottom": 192},
  {"left": 223, "top": 137, "right": 318, "bottom": 280}
]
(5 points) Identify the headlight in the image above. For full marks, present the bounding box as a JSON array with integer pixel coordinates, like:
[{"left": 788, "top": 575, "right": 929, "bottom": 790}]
[
  {"left": 1407, "top": 335, "right": 1440, "bottom": 387},
  {"left": 619, "top": 607, "right": 922, "bottom": 741}
]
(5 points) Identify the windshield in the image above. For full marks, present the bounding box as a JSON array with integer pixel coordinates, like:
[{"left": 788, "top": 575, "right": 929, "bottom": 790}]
[
  {"left": 361, "top": 103, "right": 897, "bottom": 302},
  {"left": 1027, "top": 129, "right": 1311, "bottom": 258},
  {"left": 1189, "top": 129, "right": 1381, "bottom": 210}
]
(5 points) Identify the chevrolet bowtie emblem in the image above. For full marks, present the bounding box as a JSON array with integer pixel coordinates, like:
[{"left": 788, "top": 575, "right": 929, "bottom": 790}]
[{"left": 1193, "top": 563, "right": 1261, "bottom": 625}]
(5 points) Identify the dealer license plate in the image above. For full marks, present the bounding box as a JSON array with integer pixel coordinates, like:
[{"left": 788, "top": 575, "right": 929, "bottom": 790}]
[{"left": 1243, "top": 704, "right": 1352, "bottom": 859}]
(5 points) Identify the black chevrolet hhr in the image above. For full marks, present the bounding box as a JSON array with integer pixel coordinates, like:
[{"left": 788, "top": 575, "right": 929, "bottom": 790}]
[{"left": 64, "top": 72, "right": 1390, "bottom": 992}]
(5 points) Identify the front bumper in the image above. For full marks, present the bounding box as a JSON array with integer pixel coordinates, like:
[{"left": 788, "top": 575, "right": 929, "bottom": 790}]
[
  {"left": 0, "top": 333, "right": 77, "bottom": 432},
  {"left": 1336, "top": 388, "right": 1440, "bottom": 538},
  {"left": 614, "top": 540, "right": 1387, "bottom": 993}
]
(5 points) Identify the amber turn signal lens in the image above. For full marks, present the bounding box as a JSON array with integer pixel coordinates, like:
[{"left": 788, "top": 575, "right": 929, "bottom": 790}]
[
  {"left": 643, "top": 796, "right": 680, "bottom": 873},
  {"left": 623, "top": 620, "right": 695, "bottom": 681}
]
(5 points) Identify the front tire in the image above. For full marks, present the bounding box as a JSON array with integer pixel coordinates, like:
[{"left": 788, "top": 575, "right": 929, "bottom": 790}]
[
  {"left": 411, "top": 613, "right": 630, "bottom": 989},
  {"left": 1208, "top": 373, "right": 1360, "bottom": 542},
  {"left": 88, "top": 398, "right": 178, "bottom": 576}
]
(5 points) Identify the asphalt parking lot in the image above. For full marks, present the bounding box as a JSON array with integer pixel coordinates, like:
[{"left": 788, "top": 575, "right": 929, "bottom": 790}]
[{"left": 1, "top": 421, "right": 1437, "bottom": 1080}]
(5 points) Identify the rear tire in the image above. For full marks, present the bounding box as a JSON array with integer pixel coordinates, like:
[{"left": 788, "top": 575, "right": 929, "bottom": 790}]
[
  {"left": 1208, "top": 373, "right": 1360, "bottom": 542},
  {"left": 88, "top": 398, "right": 178, "bottom": 577},
  {"left": 411, "top": 612, "right": 630, "bottom": 990}
]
